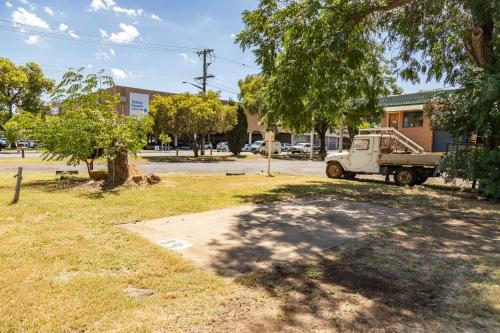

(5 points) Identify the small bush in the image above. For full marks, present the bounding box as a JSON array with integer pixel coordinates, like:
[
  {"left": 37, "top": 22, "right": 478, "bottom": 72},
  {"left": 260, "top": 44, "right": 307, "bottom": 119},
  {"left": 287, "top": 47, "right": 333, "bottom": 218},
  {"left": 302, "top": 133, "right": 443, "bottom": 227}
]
[{"left": 439, "top": 147, "right": 500, "bottom": 199}]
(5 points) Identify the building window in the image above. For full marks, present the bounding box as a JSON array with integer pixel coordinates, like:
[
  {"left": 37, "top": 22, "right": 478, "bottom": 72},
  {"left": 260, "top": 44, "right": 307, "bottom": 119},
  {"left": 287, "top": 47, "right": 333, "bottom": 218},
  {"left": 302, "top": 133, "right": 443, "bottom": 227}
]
[{"left": 403, "top": 111, "right": 424, "bottom": 128}]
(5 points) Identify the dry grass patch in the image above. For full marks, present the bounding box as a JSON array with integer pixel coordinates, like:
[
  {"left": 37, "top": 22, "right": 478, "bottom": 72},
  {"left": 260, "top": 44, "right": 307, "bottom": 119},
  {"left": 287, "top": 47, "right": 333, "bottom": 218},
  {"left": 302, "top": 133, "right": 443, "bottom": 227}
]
[{"left": 0, "top": 172, "right": 498, "bottom": 332}]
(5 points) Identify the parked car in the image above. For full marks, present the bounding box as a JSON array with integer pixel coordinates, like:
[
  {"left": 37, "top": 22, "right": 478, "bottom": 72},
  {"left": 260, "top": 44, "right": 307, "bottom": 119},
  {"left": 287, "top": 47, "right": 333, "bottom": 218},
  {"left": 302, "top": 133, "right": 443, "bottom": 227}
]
[
  {"left": 290, "top": 143, "right": 312, "bottom": 154},
  {"left": 216, "top": 141, "right": 229, "bottom": 152},
  {"left": 251, "top": 140, "right": 282, "bottom": 154},
  {"left": 281, "top": 143, "right": 292, "bottom": 152},
  {"left": 16, "top": 140, "right": 36, "bottom": 149},
  {"left": 204, "top": 142, "right": 213, "bottom": 149},
  {"left": 0, "top": 137, "right": 8, "bottom": 148},
  {"left": 242, "top": 144, "right": 252, "bottom": 152}
]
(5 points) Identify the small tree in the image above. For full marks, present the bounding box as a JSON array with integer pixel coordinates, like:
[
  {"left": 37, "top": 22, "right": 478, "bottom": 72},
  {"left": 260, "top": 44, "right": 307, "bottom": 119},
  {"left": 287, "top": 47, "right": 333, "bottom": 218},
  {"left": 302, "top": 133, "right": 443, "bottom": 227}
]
[
  {"left": 150, "top": 92, "right": 237, "bottom": 157},
  {"left": 4, "top": 112, "right": 38, "bottom": 145},
  {"left": 226, "top": 104, "right": 248, "bottom": 155},
  {"left": 42, "top": 69, "right": 151, "bottom": 185}
]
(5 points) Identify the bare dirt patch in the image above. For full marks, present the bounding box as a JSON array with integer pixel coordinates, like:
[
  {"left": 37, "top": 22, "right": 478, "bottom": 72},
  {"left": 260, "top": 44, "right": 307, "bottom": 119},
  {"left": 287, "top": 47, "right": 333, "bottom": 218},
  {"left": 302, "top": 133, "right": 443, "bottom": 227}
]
[{"left": 225, "top": 215, "right": 500, "bottom": 333}]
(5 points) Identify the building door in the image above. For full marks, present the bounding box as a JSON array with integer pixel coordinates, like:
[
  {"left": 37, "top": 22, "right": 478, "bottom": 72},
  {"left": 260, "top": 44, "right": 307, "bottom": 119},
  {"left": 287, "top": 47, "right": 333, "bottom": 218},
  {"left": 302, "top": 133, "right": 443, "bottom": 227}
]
[{"left": 388, "top": 113, "right": 399, "bottom": 128}]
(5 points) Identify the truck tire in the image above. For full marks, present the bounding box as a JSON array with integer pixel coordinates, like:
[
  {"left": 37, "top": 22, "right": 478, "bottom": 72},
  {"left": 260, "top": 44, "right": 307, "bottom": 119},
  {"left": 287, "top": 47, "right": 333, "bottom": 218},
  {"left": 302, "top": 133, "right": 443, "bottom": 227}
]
[
  {"left": 415, "top": 176, "right": 428, "bottom": 185},
  {"left": 394, "top": 167, "right": 417, "bottom": 186},
  {"left": 326, "top": 162, "right": 344, "bottom": 179}
]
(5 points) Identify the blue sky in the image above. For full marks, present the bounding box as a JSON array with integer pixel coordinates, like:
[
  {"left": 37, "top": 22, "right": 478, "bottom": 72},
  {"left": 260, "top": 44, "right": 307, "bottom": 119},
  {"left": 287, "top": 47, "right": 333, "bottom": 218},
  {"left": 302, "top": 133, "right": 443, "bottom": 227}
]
[{"left": 1, "top": 0, "right": 446, "bottom": 99}]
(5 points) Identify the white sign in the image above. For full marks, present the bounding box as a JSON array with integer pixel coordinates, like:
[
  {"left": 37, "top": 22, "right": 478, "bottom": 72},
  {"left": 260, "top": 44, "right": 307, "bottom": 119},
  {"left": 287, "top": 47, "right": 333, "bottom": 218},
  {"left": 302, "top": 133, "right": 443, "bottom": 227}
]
[
  {"left": 129, "top": 93, "right": 149, "bottom": 117},
  {"left": 156, "top": 239, "right": 192, "bottom": 251}
]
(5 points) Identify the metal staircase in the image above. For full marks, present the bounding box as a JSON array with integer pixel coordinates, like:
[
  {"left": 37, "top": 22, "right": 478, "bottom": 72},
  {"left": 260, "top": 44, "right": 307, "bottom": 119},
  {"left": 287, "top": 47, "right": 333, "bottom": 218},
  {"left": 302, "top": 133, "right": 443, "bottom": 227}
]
[{"left": 359, "top": 128, "right": 425, "bottom": 153}]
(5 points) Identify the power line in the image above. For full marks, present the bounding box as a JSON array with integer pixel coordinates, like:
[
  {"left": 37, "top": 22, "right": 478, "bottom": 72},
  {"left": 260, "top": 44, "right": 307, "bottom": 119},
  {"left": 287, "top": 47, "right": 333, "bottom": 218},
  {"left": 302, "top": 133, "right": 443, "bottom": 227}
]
[
  {"left": 207, "top": 82, "right": 239, "bottom": 95},
  {"left": 0, "top": 19, "right": 196, "bottom": 52},
  {"left": 216, "top": 55, "right": 258, "bottom": 69}
]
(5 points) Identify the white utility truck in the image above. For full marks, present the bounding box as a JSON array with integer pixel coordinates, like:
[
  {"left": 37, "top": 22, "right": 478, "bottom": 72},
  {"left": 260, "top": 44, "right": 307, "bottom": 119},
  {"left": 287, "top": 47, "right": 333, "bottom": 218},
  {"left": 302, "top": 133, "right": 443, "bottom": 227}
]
[{"left": 325, "top": 128, "right": 443, "bottom": 186}]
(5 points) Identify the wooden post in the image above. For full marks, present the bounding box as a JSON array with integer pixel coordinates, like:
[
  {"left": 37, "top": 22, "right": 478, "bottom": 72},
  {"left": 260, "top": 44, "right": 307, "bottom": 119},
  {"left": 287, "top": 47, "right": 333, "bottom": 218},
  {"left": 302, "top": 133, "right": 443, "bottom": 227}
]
[
  {"left": 266, "top": 131, "right": 273, "bottom": 176},
  {"left": 176, "top": 149, "right": 179, "bottom": 157},
  {"left": 21, "top": 148, "right": 25, "bottom": 158},
  {"left": 12, "top": 167, "right": 23, "bottom": 204}
]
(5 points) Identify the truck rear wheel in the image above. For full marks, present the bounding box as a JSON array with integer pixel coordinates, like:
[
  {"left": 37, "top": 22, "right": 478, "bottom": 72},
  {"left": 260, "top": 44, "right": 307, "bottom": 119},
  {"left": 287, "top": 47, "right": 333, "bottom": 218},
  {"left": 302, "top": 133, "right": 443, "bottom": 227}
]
[
  {"left": 326, "top": 162, "right": 343, "bottom": 179},
  {"left": 394, "top": 168, "right": 417, "bottom": 186}
]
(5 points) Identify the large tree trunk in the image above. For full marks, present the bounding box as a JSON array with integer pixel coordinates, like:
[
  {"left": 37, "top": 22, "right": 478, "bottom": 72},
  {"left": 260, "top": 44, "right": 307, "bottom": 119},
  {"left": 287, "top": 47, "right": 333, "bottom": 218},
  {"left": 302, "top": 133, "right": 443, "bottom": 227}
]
[
  {"left": 319, "top": 129, "right": 327, "bottom": 159},
  {"left": 191, "top": 134, "right": 199, "bottom": 157},
  {"left": 200, "top": 136, "right": 205, "bottom": 156},
  {"left": 107, "top": 150, "right": 129, "bottom": 186}
]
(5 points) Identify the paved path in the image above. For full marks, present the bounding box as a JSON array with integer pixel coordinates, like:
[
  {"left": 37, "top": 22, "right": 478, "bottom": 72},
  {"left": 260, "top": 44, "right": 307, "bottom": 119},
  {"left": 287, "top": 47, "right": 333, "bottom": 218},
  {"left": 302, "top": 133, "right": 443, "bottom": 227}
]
[{"left": 122, "top": 197, "right": 421, "bottom": 276}]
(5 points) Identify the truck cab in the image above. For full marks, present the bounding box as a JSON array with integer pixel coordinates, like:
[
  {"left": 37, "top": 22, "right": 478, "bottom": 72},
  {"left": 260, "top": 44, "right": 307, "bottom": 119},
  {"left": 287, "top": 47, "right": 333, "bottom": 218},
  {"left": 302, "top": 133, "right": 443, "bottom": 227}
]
[{"left": 325, "top": 128, "right": 442, "bottom": 186}]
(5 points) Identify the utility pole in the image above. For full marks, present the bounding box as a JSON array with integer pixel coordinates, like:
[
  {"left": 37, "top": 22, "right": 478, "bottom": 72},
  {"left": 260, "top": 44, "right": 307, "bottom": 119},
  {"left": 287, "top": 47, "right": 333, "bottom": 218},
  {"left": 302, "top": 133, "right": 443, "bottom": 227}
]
[
  {"left": 195, "top": 48, "right": 215, "bottom": 156},
  {"left": 195, "top": 48, "right": 215, "bottom": 93}
]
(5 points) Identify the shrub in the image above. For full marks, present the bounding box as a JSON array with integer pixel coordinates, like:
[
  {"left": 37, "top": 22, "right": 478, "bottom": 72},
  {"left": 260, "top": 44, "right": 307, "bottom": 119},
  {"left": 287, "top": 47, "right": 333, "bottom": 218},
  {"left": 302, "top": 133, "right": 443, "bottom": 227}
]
[
  {"left": 226, "top": 105, "right": 248, "bottom": 155},
  {"left": 439, "top": 147, "right": 500, "bottom": 199}
]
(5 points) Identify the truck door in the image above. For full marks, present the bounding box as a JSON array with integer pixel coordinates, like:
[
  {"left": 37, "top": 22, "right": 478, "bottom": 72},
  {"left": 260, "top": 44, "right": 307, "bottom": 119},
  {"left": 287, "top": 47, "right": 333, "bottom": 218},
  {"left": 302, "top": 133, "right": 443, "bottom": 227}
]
[{"left": 348, "top": 138, "right": 376, "bottom": 172}]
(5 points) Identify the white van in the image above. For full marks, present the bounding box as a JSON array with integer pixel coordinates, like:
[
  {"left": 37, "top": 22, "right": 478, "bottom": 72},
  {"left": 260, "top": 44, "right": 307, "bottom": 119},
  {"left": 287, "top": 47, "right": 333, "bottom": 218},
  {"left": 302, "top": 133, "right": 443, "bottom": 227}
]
[{"left": 251, "top": 140, "right": 282, "bottom": 154}]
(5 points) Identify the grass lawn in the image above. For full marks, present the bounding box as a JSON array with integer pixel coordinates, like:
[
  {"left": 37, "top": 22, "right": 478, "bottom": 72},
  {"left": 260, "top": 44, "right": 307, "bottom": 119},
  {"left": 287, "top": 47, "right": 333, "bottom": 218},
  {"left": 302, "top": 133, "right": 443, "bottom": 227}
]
[{"left": 0, "top": 173, "right": 498, "bottom": 332}]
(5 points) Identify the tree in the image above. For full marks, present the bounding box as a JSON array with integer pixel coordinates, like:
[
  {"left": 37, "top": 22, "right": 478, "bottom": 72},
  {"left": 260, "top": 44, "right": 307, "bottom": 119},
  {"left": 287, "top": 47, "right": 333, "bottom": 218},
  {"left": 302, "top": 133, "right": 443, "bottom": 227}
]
[
  {"left": 41, "top": 69, "right": 151, "bottom": 185},
  {"left": 226, "top": 104, "right": 248, "bottom": 155},
  {"left": 0, "top": 58, "right": 54, "bottom": 122},
  {"left": 150, "top": 92, "right": 237, "bottom": 157},
  {"left": 237, "top": 1, "right": 399, "bottom": 153},
  {"left": 4, "top": 112, "right": 39, "bottom": 144}
]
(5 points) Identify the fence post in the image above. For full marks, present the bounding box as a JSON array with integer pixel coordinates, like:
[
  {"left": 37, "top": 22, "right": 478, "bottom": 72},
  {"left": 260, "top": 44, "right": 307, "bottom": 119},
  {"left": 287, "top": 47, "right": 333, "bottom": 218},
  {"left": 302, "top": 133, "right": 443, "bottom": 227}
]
[{"left": 12, "top": 167, "right": 23, "bottom": 204}]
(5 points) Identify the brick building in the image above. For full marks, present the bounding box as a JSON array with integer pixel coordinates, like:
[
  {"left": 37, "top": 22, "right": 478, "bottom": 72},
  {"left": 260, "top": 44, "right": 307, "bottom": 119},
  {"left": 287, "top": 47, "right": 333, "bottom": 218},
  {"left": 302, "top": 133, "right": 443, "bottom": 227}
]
[{"left": 378, "top": 91, "right": 454, "bottom": 152}]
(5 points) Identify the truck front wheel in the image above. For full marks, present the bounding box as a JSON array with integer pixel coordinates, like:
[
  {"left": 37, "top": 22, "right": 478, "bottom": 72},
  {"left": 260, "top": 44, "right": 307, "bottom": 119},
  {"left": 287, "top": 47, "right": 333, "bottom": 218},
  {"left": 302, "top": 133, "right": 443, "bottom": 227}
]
[
  {"left": 326, "top": 162, "right": 344, "bottom": 179},
  {"left": 394, "top": 168, "right": 417, "bottom": 186}
]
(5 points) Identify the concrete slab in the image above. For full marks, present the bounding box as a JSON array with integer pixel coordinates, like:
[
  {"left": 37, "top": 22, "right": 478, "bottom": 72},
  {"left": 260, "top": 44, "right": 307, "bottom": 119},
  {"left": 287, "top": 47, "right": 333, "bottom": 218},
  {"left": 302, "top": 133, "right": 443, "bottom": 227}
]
[{"left": 122, "top": 197, "right": 421, "bottom": 276}]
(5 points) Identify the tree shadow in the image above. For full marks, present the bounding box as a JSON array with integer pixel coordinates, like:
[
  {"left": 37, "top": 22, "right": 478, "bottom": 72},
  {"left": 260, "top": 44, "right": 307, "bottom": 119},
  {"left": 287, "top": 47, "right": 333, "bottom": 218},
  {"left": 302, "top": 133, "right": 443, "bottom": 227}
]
[
  {"left": 231, "top": 215, "right": 500, "bottom": 332},
  {"left": 140, "top": 155, "right": 241, "bottom": 163}
]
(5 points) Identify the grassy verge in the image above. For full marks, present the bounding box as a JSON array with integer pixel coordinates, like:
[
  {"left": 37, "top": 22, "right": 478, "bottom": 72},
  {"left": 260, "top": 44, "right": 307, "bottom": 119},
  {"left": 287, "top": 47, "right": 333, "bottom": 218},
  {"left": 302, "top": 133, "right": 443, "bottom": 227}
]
[{"left": 0, "top": 173, "right": 498, "bottom": 332}]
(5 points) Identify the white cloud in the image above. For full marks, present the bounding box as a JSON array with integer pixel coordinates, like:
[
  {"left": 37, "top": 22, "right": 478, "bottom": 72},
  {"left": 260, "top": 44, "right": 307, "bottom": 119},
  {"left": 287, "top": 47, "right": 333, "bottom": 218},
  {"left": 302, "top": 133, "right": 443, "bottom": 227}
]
[
  {"left": 5, "top": 2, "right": 13, "bottom": 8},
  {"left": 90, "top": 0, "right": 115, "bottom": 11},
  {"left": 98, "top": 28, "right": 108, "bottom": 38},
  {"left": 12, "top": 7, "right": 49, "bottom": 29},
  {"left": 150, "top": 14, "right": 161, "bottom": 22},
  {"left": 112, "top": 6, "right": 142, "bottom": 16},
  {"left": 43, "top": 6, "right": 53, "bottom": 16},
  {"left": 68, "top": 30, "right": 79, "bottom": 38},
  {"left": 230, "top": 33, "right": 236, "bottom": 39},
  {"left": 111, "top": 68, "right": 127, "bottom": 80},
  {"left": 179, "top": 53, "right": 197, "bottom": 64},
  {"left": 19, "top": 0, "right": 35, "bottom": 10},
  {"left": 94, "top": 48, "right": 115, "bottom": 60},
  {"left": 90, "top": 0, "right": 142, "bottom": 17},
  {"left": 87, "top": 64, "right": 93, "bottom": 69},
  {"left": 102, "top": 23, "right": 139, "bottom": 44},
  {"left": 58, "top": 23, "right": 68, "bottom": 32},
  {"left": 24, "top": 34, "right": 39, "bottom": 44}
]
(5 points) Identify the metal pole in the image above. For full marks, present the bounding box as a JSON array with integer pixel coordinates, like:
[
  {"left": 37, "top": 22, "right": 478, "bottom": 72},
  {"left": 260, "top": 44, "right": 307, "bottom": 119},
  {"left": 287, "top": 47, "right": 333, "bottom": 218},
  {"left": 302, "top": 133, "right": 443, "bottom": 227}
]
[
  {"left": 12, "top": 167, "right": 23, "bottom": 204},
  {"left": 310, "top": 130, "right": 314, "bottom": 160},
  {"left": 338, "top": 119, "right": 344, "bottom": 153},
  {"left": 267, "top": 132, "right": 273, "bottom": 176}
]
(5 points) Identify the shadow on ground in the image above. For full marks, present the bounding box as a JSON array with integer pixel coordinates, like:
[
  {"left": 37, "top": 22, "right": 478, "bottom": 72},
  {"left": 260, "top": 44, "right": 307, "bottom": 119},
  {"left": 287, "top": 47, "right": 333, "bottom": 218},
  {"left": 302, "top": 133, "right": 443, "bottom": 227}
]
[
  {"left": 226, "top": 215, "right": 499, "bottom": 332},
  {"left": 139, "top": 155, "right": 244, "bottom": 163}
]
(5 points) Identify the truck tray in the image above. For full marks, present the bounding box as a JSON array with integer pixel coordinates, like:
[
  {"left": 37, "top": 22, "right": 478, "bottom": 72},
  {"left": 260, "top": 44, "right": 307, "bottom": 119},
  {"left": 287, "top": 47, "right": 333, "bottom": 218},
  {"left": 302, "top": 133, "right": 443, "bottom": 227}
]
[{"left": 378, "top": 153, "right": 442, "bottom": 166}]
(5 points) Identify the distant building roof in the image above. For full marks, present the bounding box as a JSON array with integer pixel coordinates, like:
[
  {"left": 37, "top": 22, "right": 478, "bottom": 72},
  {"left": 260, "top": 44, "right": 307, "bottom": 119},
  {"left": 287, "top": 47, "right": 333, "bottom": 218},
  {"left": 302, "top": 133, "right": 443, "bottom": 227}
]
[{"left": 378, "top": 89, "right": 455, "bottom": 107}]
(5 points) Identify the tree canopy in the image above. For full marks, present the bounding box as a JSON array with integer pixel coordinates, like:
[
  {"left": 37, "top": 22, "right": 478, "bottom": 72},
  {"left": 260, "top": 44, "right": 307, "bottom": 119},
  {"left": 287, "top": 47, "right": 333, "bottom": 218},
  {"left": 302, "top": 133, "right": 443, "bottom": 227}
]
[
  {"left": 226, "top": 104, "right": 248, "bottom": 155},
  {"left": 0, "top": 57, "right": 54, "bottom": 123},
  {"left": 237, "top": 0, "right": 401, "bottom": 148},
  {"left": 150, "top": 92, "right": 237, "bottom": 157}
]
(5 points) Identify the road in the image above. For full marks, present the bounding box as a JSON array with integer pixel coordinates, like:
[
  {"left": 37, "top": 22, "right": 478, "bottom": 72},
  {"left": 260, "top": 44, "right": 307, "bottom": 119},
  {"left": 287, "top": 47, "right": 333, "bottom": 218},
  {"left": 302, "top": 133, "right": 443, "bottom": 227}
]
[{"left": 0, "top": 150, "right": 451, "bottom": 184}]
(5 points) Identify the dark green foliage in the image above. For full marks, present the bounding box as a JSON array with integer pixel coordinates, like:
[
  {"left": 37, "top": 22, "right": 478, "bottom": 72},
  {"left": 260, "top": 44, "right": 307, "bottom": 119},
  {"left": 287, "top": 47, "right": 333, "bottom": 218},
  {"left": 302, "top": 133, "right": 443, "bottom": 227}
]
[
  {"left": 226, "top": 105, "right": 248, "bottom": 155},
  {"left": 439, "top": 147, "right": 500, "bottom": 199}
]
